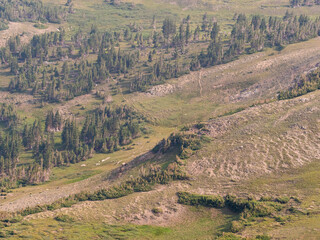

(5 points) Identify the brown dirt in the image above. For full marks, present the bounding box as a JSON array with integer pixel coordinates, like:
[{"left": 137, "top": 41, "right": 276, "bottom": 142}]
[
  {"left": 188, "top": 91, "right": 320, "bottom": 180},
  {"left": 24, "top": 181, "right": 193, "bottom": 227},
  {"left": 55, "top": 93, "right": 95, "bottom": 119},
  {"left": 0, "top": 91, "right": 36, "bottom": 108},
  {"left": 0, "top": 22, "right": 59, "bottom": 48}
]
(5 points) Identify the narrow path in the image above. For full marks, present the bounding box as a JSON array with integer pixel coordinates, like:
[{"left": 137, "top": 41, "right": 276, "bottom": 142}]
[{"left": 198, "top": 70, "right": 203, "bottom": 97}]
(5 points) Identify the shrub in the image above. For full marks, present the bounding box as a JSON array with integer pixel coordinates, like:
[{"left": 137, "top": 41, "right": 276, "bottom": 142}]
[
  {"left": 259, "top": 196, "right": 273, "bottom": 202},
  {"left": 230, "top": 221, "right": 244, "bottom": 233},
  {"left": 0, "top": 231, "right": 6, "bottom": 238},
  {"left": 288, "top": 207, "right": 304, "bottom": 214},
  {"left": 195, "top": 123, "right": 205, "bottom": 129},
  {"left": 33, "top": 23, "right": 48, "bottom": 29},
  {"left": 276, "top": 197, "right": 290, "bottom": 204},
  {"left": 152, "top": 132, "right": 209, "bottom": 159},
  {"left": 275, "top": 216, "right": 286, "bottom": 223},
  {"left": 256, "top": 235, "right": 271, "bottom": 240},
  {"left": 178, "top": 193, "right": 293, "bottom": 219},
  {"left": 151, "top": 207, "right": 163, "bottom": 215},
  {"left": 177, "top": 192, "right": 225, "bottom": 208},
  {"left": 8, "top": 215, "right": 22, "bottom": 223},
  {"left": 291, "top": 197, "right": 301, "bottom": 203},
  {"left": 278, "top": 67, "right": 320, "bottom": 100},
  {"left": 20, "top": 206, "right": 45, "bottom": 216},
  {"left": 54, "top": 215, "right": 74, "bottom": 223}
]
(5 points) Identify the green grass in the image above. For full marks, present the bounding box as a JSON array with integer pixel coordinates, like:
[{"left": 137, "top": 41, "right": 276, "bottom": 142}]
[
  {"left": 121, "top": 93, "right": 218, "bottom": 127},
  {"left": 3, "top": 206, "right": 237, "bottom": 239},
  {"left": 63, "top": 170, "right": 101, "bottom": 184},
  {"left": 1, "top": 125, "right": 174, "bottom": 207},
  {"left": 1, "top": 0, "right": 320, "bottom": 239},
  {"left": 41, "top": 0, "right": 320, "bottom": 36},
  {"left": 2, "top": 218, "right": 172, "bottom": 239}
]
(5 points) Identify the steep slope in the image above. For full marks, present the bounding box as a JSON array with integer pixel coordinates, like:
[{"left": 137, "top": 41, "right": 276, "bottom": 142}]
[
  {"left": 8, "top": 90, "right": 319, "bottom": 240},
  {"left": 2, "top": 37, "right": 320, "bottom": 213},
  {"left": 126, "top": 37, "right": 320, "bottom": 126},
  {"left": 190, "top": 92, "right": 320, "bottom": 180}
]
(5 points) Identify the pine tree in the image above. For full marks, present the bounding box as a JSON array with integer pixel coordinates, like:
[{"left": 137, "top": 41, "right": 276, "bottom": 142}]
[{"left": 210, "top": 22, "right": 220, "bottom": 42}]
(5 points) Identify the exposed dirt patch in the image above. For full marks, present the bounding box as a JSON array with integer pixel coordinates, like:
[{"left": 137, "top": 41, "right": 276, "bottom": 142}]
[
  {"left": 188, "top": 91, "right": 320, "bottom": 180},
  {"left": 0, "top": 22, "right": 59, "bottom": 48},
  {"left": 55, "top": 93, "right": 95, "bottom": 120},
  {"left": 146, "top": 83, "right": 176, "bottom": 97},
  {"left": 24, "top": 181, "right": 194, "bottom": 227},
  {"left": 0, "top": 91, "right": 36, "bottom": 108}
]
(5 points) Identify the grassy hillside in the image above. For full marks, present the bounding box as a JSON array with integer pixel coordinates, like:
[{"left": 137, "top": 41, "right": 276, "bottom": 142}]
[
  {"left": 1, "top": 91, "right": 320, "bottom": 239},
  {"left": 0, "top": 0, "right": 320, "bottom": 239},
  {"left": 41, "top": 0, "right": 320, "bottom": 33}
]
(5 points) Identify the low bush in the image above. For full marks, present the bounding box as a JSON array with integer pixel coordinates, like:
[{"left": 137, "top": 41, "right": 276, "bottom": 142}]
[
  {"left": 275, "top": 196, "right": 290, "bottom": 204},
  {"left": 153, "top": 132, "right": 210, "bottom": 159},
  {"left": 177, "top": 192, "right": 225, "bottom": 208},
  {"left": 230, "top": 221, "right": 244, "bottom": 233},
  {"left": 0, "top": 231, "right": 6, "bottom": 238},
  {"left": 256, "top": 235, "right": 271, "bottom": 240},
  {"left": 54, "top": 215, "right": 74, "bottom": 223},
  {"left": 151, "top": 207, "right": 163, "bottom": 214},
  {"left": 178, "top": 193, "right": 297, "bottom": 219}
]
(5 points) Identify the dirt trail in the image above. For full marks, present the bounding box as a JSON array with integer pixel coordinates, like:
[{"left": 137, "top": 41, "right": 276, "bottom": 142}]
[{"left": 198, "top": 70, "right": 203, "bottom": 97}]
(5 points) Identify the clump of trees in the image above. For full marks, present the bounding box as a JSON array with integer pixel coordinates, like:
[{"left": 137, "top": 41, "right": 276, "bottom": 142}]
[
  {"left": 197, "top": 12, "right": 320, "bottom": 68},
  {"left": 0, "top": 104, "right": 18, "bottom": 127},
  {"left": 278, "top": 67, "right": 320, "bottom": 99},
  {"left": 0, "top": 104, "right": 146, "bottom": 189},
  {"left": 2, "top": 10, "right": 319, "bottom": 98},
  {"left": 290, "top": 0, "right": 320, "bottom": 8},
  {"left": 0, "top": 123, "right": 52, "bottom": 188},
  {"left": 0, "top": 0, "right": 66, "bottom": 24},
  {"left": 152, "top": 132, "right": 210, "bottom": 159},
  {"left": 3, "top": 26, "right": 140, "bottom": 102},
  {"left": 128, "top": 12, "right": 320, "bottom": 92},
  {"left": 177, "top": 192, "right": 301, "bottom": 234},
  {"left": 79, "top": 105, "right": 142, "bottom": 153},
  {"left": 45, "top": 111, "right": 62, "bottom": 132},
  {"left": 129, "top": 57, "right": 190, "bottom": 92}
]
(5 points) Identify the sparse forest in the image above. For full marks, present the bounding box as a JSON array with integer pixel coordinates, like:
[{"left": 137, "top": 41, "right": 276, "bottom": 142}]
[
  {"left": 0, "top": 0, "right": 320, "bottom": 239},
  {"left": 0, "top": 0, "right": 319, "bottom": 193},
  {"left": 1, "top": 9, "right": 319, "bottom": 99},
  {"left": 0, "top": 0, "right": 66, "bottom": 29},
  {"left": 0, "top": 104, "right": 145, "bottom": 188}
]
